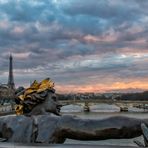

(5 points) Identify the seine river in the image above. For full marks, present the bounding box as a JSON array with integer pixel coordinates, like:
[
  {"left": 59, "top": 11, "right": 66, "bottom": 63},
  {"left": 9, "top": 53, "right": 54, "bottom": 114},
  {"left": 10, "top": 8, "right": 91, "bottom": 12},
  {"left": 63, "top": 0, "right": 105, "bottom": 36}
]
[{"left": 61, "top": 104, "right": 148, "bottom": 146}]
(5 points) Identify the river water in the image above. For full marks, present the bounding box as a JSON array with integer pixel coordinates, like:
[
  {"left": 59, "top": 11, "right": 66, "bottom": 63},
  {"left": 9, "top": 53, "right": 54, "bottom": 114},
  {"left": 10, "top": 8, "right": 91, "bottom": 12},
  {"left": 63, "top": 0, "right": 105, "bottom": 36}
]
[{"left": 61, "top": 104, "right": 148, "bottom": 146}]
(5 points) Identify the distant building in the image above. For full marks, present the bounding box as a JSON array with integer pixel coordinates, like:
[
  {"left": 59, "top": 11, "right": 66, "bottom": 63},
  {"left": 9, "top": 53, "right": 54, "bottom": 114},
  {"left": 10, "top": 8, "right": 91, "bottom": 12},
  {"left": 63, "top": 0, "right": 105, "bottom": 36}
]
[
  {"left": 0, "top": 84, "right": 9, "bottom": 97},
  {"left": 8, "top": 54, "right": 15, "bottom": 89},
  {"left": 0, "top": 55, "right": 15, "bottom": 104}
]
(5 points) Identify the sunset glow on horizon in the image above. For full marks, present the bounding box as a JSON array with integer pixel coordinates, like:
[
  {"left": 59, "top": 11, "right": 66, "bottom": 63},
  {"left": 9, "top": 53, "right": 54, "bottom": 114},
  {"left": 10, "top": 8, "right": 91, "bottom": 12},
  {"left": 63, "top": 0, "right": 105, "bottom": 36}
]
[{"left": 55, "top": 81, "right": 148, "bottom": 93}]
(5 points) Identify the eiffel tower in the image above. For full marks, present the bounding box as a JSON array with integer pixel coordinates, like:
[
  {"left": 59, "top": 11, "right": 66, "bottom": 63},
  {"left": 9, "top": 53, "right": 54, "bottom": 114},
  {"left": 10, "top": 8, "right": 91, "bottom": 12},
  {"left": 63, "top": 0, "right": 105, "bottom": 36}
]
[{"left": 8, "top": 54, "right": 15, "bottom": 89}]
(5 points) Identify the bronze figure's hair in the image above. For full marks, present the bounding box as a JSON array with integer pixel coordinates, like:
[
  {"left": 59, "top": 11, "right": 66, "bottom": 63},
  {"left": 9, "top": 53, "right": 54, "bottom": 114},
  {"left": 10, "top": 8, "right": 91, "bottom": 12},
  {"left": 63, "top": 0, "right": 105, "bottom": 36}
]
[{"left": 15, "top": 78, "right": 55, "bottom": 115}]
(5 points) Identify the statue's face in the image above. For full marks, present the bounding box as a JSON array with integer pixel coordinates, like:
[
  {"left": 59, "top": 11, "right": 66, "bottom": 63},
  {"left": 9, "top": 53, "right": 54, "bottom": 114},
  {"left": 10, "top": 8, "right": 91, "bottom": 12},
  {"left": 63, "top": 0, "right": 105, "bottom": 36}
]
[{"left": 45, "top": 91, "right": 61, "bottom": 115}]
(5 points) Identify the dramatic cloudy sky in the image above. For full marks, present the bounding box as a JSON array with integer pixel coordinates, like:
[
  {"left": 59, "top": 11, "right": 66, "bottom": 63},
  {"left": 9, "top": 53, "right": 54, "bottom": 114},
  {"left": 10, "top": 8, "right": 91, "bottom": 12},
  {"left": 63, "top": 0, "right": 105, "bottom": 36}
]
[{"left": 0, "top": 0, "right": 148, "bottom": 93}]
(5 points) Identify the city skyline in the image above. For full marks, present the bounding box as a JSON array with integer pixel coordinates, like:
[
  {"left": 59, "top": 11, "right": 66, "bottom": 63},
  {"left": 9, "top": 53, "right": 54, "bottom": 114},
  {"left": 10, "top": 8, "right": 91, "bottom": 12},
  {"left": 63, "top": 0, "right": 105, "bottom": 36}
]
[{"left": 0, "top": 0, "right": 148, "bottom": 93}]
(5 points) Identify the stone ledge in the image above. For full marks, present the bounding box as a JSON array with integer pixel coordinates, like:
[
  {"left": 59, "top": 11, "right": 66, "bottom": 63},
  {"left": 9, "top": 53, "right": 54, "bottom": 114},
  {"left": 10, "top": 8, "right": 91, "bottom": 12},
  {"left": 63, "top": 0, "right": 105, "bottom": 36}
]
[{"left": 0, "top": 143, "right": 138, "bottom": 148}]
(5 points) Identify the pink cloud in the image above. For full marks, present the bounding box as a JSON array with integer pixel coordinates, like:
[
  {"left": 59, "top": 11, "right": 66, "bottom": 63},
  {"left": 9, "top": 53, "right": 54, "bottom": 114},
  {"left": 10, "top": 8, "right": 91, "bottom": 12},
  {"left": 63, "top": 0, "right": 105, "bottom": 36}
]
[
  {"left": 83, "top": 30, "right": 118, "bottom": 43},
  {"left": 11, "top": 26, "right": 25, "bottom": 35},
  {"left": 0, "top": 20, "right": 9, "bottom": 29},
  {"left": 12, "top": 52, "right": 31, "bottom": 59}
]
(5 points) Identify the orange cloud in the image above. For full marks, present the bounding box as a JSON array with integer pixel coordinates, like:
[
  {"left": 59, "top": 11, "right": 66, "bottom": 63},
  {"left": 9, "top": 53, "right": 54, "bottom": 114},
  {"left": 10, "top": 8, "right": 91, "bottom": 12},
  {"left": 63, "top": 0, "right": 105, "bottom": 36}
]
[
  {"left": 55, "top": 80, "right": 148, "bottom": 93},
  {"left": 111, "top": 81, "right": 148, "bottom": 90}
]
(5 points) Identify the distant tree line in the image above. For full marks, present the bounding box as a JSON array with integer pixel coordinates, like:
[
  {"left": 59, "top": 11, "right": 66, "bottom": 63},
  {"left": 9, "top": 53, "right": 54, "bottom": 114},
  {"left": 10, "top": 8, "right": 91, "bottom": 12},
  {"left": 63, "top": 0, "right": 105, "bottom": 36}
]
[
  {"left": 118, "top": 91, "right": 148, "bottom": 101},
  {"left": 57, "top": 91, "right": 148, "bottom": 101},
  {"left": 57, "top": 94, "right": 108, "bottom": 100}
]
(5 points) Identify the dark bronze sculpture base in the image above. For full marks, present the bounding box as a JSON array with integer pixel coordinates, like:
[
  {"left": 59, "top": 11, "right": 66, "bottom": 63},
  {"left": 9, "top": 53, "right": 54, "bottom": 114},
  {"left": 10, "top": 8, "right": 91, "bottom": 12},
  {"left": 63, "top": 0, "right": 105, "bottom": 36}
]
[{"left": 0, "top": 115, "right": 147, "bottom": 144}]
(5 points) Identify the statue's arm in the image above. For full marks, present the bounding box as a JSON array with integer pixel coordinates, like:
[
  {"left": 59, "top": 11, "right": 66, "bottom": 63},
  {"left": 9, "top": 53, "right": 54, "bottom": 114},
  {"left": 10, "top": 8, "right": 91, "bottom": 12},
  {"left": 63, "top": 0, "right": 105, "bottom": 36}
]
[{"left": 58, "top": 116, "right": 147, "bottom": 140}]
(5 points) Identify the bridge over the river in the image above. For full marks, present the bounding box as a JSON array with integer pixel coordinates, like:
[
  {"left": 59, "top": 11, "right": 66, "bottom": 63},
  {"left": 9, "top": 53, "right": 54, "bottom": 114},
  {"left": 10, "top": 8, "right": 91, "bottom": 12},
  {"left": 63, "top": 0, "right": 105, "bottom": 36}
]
[{"left": 59, "top": 100, "right": 148, "bottom": 111}]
